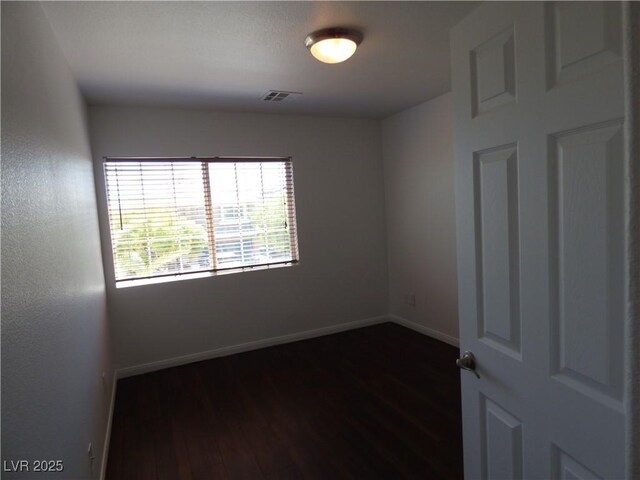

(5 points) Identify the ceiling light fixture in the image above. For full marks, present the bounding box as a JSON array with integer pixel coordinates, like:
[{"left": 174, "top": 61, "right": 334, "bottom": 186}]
[{"left": 304, "top": 28, "right": 363, "bottom": 64}]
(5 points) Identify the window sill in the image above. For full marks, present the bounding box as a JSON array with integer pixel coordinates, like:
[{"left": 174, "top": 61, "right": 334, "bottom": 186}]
[{"left": 114, "top": 261, "right": 297, "bottom": 289}]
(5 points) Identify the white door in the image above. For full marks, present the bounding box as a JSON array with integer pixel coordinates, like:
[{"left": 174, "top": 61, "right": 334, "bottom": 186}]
[{"left": 451, "top": 2, "right": 626, "bottom": 479}]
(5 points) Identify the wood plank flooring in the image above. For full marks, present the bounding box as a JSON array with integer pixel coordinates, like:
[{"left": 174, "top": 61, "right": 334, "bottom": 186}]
[{"left": 106, "top": 322, "right": 463, "bottom": 480}]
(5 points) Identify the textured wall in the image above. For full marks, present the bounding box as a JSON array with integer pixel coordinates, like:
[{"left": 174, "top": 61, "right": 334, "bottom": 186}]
[
  {"left": 382, "top": 93, "right": 459, "bottom": 342},
  {"left": 1, "top": 3, "right": 113, "bottom": 479},
  {"left": 88, "top": 106, "right": 388, "bottom": 371}
]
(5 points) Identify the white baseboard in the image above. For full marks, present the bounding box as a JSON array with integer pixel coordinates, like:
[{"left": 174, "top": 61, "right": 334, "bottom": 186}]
[
  {"left": 100, "top": 373, "right": 117, "bottom": 480},
  {"left": 115, "top": 314, "right": 460, "bottom": 380},
  {"left": 388, "top": 314, "right": 460, "bottom": 348},
  {"left": 115, "top": 315, "right": 390, "bottom": 379}
]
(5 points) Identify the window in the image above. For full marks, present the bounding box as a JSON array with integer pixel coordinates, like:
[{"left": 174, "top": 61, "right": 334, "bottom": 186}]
[{"left": 103, "top": 157, "right": 299, "bottom": 284}]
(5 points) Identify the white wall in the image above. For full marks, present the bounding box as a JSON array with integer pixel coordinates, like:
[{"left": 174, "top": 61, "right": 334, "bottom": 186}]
[
  {"left": 382, "top": 92, "right": 459, "bottom": 342},
  {"left": 88, "top": 106, "right": 388, "bottom": 370},
  {"left": 1, "top": 3, "right": 113, "bottom": 478}
]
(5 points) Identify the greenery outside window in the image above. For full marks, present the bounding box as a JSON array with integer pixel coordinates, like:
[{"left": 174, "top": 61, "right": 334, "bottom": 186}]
[{"left": 103, "top": 157, "right": 299, "bottom": 285}]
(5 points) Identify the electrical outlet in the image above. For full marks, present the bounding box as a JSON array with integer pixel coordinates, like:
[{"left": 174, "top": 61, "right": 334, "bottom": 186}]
[
  {"left": 87, "top": 442, "right": 95, "bottom": 473},
  {"left": 403, "top": 294, "right": 416, "bottom": 306}
]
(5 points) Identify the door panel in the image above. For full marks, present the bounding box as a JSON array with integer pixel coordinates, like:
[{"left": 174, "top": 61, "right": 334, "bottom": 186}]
[
  {"left": 481, "top": 396, "right": 523, "bottom": 480},
  {"left": 545, "top": 2, "right": 622, "bottom": 88},
  {"left": 549, "top": 120, "right": 625, "bottom": 404},
  {"left": 452, "top": 2, "right": 626, "bottom": 478},
  {"left": 552, "top": 445, "right": 601, "bottom": 480},
  {"left": 471, "top": 26, "right": 516, "bottom": 116},
  {"left": 475, "top": 144, "right": 521, "bottom": 359}
]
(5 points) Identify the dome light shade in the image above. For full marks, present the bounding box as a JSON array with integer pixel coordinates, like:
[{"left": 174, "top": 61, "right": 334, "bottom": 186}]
[{"left": 305, "top": 28, "right": 363, "bottom": 64}]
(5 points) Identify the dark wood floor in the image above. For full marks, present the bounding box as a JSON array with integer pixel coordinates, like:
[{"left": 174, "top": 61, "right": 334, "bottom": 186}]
[{"left": 106, "top": 322, "right": 463, "bottom": 480}]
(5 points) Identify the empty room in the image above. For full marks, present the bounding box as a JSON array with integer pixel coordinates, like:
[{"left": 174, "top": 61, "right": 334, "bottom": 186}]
[{"left": 2, "top": 1, "right": 639, "bottom": 479}]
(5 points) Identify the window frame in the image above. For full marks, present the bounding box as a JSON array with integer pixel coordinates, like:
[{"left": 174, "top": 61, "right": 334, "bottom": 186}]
[{"left": 101, "top": 156, "right": 300, "bottom": 287}]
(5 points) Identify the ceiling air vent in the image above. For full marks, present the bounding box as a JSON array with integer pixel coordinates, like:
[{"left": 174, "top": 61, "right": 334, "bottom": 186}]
[{"left": 262, "top": 90, "right": 302, "bottom": 102}]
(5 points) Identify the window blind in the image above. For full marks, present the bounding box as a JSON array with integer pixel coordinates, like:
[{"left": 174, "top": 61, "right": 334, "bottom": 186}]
[{"left": 104, "top": 158, "right": 299, "bottom": 283}]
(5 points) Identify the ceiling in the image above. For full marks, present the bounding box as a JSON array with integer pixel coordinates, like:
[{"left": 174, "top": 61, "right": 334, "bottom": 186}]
[{"left": 42, "top": 1, "right": 478, "bottom": 119}]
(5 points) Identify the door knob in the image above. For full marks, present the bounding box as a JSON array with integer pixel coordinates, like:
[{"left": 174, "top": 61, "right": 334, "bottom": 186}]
[{"left": 456, "top": 351, "right": 480, "bottom": 379}]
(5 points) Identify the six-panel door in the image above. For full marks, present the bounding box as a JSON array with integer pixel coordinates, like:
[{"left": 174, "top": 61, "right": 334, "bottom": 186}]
[{"left": 452, "top": 2, "right": 626, "bottom": 478}]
